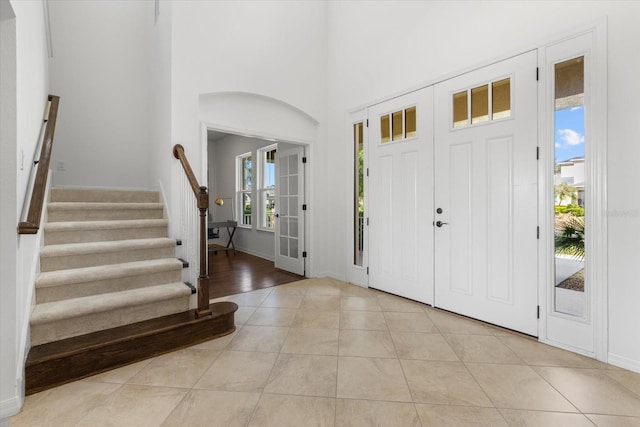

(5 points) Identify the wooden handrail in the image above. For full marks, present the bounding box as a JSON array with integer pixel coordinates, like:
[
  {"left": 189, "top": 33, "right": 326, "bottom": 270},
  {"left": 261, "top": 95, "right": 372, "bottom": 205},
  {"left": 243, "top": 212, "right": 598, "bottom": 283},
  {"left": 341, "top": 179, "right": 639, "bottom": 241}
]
[
  {"left": 173, "top": 144, "right": 211, "bottom": 318},
  {"left": 18, "top": 95, "right": 60, "bottom": 234}
]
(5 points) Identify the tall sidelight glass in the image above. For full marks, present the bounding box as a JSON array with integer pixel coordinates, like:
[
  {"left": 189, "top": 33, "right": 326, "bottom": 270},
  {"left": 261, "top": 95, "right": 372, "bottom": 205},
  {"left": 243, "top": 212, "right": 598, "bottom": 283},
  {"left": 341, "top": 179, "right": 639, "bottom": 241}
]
[
  {"left": 553, "top": 56, "right": 586, "bottom": 317},
  {"left": 353, "top": 122, "right": 364, "bottom": 266}
]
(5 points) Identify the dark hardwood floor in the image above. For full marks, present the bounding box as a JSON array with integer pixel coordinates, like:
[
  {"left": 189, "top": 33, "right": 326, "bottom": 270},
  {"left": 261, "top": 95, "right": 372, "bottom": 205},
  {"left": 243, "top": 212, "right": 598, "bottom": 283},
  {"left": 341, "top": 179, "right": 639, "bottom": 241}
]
[{"left": 208, "top": 248, "right": 304, "bottom": 299}]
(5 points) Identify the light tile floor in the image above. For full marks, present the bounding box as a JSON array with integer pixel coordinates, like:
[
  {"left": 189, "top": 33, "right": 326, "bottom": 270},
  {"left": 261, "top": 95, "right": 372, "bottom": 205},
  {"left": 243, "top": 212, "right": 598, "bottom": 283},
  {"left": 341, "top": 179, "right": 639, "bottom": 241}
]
[{"left": 12, "top": 278, "right": 640, "bottom": 427}]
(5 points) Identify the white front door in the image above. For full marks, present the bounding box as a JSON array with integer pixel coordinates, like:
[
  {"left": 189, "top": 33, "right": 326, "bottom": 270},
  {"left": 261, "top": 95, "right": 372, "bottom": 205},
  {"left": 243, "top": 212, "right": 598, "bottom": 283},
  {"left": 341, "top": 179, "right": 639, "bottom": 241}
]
[
  {"left": 434, "top": 50, "right": 538, "bottom": 336},
  {"left": 368, "top": 87, "right": 434, "bottom": 304},
  {"left": 275, "top": 145, "right": 305, "bottom": 276}
]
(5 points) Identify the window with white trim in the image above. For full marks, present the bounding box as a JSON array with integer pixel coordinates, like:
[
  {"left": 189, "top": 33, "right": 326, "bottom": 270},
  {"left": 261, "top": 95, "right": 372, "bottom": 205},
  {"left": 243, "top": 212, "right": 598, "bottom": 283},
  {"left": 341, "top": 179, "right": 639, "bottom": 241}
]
[
  {"left": 258, "top": 144, "right": 277, "bottom": 231},
  {"left": 236, "top": 152, "right": 252, "bottom": 227}
]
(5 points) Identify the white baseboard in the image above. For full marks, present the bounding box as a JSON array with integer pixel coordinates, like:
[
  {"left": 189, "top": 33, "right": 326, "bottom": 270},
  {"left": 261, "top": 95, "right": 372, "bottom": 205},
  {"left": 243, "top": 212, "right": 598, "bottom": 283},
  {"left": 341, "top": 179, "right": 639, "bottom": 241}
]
[
  {"left": 314, "top": 271, "right": 347, "bottom": 282},
  {"left": 0, "top": 395, "right": 22, "bottom": 421},
  {"left": 608, "top": 352, "right": 640, "bottom": 374},
  {"left": 232, "top": 246, "right": 274, "bottom": 263}
]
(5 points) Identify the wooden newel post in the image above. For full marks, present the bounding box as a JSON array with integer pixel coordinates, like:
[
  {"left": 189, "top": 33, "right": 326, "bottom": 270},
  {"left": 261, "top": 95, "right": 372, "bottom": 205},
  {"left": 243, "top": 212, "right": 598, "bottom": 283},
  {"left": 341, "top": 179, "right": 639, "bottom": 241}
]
[
  {"left": 173, "top": 144, "right": 212, "bottom": 318},
  {"left": 196, "top": 186, "right": 212, "bottom": 318}
]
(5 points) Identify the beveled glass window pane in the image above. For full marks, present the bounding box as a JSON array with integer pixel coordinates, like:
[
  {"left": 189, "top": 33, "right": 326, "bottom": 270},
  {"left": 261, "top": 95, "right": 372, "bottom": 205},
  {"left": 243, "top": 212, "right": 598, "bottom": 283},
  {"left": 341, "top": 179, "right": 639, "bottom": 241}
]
[
  {"left": 280, "top": 237, "right": 288, "bottom": 256},
  {"left": 289, "top": 154, "right": 298, "bottom": 175},
  {"left": 453, "top": 90, "right": 468, "bottom": 128},
  {"left": 289, "top": 237, "right": 299, "bottom": 258},
  {"left": 280, "top": 217, "right": 289, "bottom": 237},
  {"left": 471, "top": 85, "right": 489, "bottom": 124},
  {"left": 290, "top": 196, "right": 298, "bottom": 216},
  {"left": 290, "top": 218, "right": 298, "bottom": 238},
  {"left": 405, "top": 106, "right": 416, "bottom": 138},
  {"left": 392, "top": 110, "right": 403, "bottom": 141},
  {"left": 492, "top": 78, "right": 511, "bottom": 120},
  {"left": 381, "top": 114, "right": 390, "bottom": 143}
]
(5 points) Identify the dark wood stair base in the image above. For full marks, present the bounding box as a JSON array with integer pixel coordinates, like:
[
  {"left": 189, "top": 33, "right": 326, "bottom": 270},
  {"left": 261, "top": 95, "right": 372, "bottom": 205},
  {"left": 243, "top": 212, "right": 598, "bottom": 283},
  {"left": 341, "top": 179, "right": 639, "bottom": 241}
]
[{"left": 25, "top": 301, "right": 238, "bottom": 395}]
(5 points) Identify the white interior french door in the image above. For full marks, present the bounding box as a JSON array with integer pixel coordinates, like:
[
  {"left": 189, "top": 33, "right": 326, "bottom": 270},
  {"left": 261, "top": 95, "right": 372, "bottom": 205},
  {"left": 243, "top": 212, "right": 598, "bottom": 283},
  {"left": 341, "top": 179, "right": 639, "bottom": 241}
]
[
  {"left": 275, "top": 145, "right": 305, "bottom": 275},
  {"left": 433, "top": 50, "right": 539, "bottom": 336},
  {"left": 368, "top": 87, "right": 434, "bottom": 305}
]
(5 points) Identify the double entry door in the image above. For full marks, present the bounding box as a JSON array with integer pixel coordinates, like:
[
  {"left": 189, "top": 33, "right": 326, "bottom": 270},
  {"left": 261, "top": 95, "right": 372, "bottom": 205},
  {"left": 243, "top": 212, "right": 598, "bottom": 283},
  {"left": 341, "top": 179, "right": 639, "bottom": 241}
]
[{"left": 368, "top": 51, "right": 538, "bottom": 335}]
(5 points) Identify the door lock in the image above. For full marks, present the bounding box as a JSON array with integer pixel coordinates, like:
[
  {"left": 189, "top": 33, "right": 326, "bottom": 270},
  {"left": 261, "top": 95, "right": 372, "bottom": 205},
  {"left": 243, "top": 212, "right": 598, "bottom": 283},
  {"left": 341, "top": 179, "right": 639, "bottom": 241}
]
[
  {"left": 435, "top": 221, "right": 448, "bottom": 227},
  {"left": 436, "top": 208, "right": 443, "bottom": 214}
]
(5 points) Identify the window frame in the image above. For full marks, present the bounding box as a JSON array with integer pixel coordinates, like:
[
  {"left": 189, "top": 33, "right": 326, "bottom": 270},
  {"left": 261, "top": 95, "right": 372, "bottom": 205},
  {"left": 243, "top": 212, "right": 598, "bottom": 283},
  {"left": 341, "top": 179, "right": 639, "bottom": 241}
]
[
  {"left": 257, "top": 144, "right": 278, "bottom": 232},
  {"left": 451, "top": 75, "right": 513, "bottom": 131},
  {"left": 236, "top": 152, "right": 253, "bottom": 228}
]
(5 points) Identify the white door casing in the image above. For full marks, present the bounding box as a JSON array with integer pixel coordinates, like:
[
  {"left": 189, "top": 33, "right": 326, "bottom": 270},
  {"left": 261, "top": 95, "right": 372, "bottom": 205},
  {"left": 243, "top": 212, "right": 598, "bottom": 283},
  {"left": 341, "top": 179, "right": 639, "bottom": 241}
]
[
  {"left": 346, "top": 110, "right": 369, "bottom": 287},
  {"left": 275, "top": 145, "right": 305, "bottom": 275},
  {"left": 540, "top": 30, "right": 607, "bottom": 357},
  {"left": 368, "top": 87, "right": 434, "bottom": 305},
  {"left": 434, "top": 50, "right": 539, "bottom": 336}
]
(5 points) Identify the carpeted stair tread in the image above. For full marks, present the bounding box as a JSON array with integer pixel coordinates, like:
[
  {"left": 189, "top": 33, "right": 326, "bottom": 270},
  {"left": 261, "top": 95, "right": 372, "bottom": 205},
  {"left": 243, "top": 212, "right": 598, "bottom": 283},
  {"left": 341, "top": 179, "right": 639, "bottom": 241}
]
[
  {"left": 36, "top": 258, "right": 182, "bottom": 288},
  {"left": 30, "top": 283, "right": 191, "bottom": 325},
  {"left": 40, "top": 237, "right": 176, "bottom": 258},
  {"left": 45, "top": 219, "right": 168, "bottom": 232},
  {"left": 47, "top": 202, "right": 164, "bottom": 222},
  {"left": 44, "top": 219, "right": 168, "bottom": 244},
  {"left": 48, "top": 202, "right": 164, "bottom": 211},
  {"left": 39, "top": 238, "right": 177, "bottom": 272},
  {"left": 50, "top": 188, "right": 160, "bottom": 203}
]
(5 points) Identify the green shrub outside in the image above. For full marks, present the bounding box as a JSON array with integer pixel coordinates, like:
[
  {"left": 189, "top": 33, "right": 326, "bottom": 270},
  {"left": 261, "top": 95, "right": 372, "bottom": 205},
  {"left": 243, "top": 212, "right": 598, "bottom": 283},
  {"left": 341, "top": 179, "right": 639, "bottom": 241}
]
[{"left": 555, "top": 204, "right": 584, "bottom": 216}]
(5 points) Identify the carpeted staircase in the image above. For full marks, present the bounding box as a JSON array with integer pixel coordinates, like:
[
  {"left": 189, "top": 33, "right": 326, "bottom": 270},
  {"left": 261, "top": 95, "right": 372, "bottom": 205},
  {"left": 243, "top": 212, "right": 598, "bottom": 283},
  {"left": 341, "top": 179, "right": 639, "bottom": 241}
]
[
  {"left": 24, "top": 188, "right": 237, "bottom": 395},
  {"left": 29, "top": 188, "right": 191, "bottom": 346}
]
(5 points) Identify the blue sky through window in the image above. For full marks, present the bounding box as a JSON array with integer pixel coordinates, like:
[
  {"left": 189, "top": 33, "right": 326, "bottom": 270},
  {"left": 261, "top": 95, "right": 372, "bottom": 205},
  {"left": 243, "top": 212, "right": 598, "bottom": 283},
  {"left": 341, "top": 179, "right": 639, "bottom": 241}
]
[
  {"left": 555, "top": 106, "right": 585, "bottom": 163},
  {"left": 265, "top": 162, "right": 275, "bottom": 188}
]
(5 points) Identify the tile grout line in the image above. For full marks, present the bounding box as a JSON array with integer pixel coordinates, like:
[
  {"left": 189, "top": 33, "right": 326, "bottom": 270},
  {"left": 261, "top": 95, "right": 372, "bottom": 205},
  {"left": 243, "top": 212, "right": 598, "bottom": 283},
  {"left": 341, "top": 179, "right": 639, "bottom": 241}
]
[{"left": 244, "top": 284, "right": 306, "bottom": 426}]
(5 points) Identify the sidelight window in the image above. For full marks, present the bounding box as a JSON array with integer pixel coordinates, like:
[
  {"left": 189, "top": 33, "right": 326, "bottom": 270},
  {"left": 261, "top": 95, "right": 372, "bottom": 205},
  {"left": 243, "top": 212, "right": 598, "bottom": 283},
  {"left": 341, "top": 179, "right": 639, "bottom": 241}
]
[
  {"left": 553, "top": 56, "right": 586, "bottom": 317},
  {"left": 353, "top": 122, "right": 365, "bottom": 266}
]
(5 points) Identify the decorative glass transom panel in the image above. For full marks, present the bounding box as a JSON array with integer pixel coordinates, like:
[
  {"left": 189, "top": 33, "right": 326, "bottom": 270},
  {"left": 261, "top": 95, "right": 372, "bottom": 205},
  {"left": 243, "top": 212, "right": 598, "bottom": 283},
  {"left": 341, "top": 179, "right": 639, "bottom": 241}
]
[
  {"left": 380, "top": 106, "right": 417, "bottom": 144},
  {"left": 453, "top": 77, "right": 511, "bottom": 129}
]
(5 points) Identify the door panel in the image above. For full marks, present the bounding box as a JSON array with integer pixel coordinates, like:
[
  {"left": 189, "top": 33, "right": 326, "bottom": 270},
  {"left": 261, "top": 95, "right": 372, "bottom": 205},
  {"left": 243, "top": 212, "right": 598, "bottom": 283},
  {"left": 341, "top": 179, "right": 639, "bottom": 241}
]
[
  {"left": 275, "top": 146, "right": 305, "bottom": 275},
  {"left": 434, "top": 50, "right": 538, "bottom": 336},
  {"left": 368, "top": 87, "right": 434, "bottom": 305}
]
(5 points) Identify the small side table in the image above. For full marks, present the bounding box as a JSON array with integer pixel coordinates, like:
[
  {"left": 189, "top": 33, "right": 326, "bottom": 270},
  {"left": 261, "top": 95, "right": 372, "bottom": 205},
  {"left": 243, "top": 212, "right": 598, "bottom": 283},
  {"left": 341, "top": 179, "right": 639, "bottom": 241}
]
[{"left": 208, "top": 220, "right": 238, "bottom": 254}]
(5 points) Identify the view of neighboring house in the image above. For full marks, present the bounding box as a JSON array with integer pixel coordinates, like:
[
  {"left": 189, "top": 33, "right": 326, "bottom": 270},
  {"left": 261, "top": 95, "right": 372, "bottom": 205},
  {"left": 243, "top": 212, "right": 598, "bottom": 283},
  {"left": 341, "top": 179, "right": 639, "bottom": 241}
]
[{"left": 555, "top": 156, "right": 585, "bottom": 206}]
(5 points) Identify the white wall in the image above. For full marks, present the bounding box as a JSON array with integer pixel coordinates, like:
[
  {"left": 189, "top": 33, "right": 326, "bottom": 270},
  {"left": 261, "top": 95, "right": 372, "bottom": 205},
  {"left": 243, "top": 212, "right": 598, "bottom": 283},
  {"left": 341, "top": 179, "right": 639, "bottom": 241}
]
[
  {"left": 170, "top": 0, "right": 328, "bottom": 276},
  {"left": 327, "top": 1, "right": 640, "bottom": 370},
  {"left": 151, "top": 0, "right": 174, "bottom": 227},
  {"left": 48, "top": 0, "right": 155, "bottom": 190},
  {"left": 1, "top": 0, "right": 49, "bottom": 419}
]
